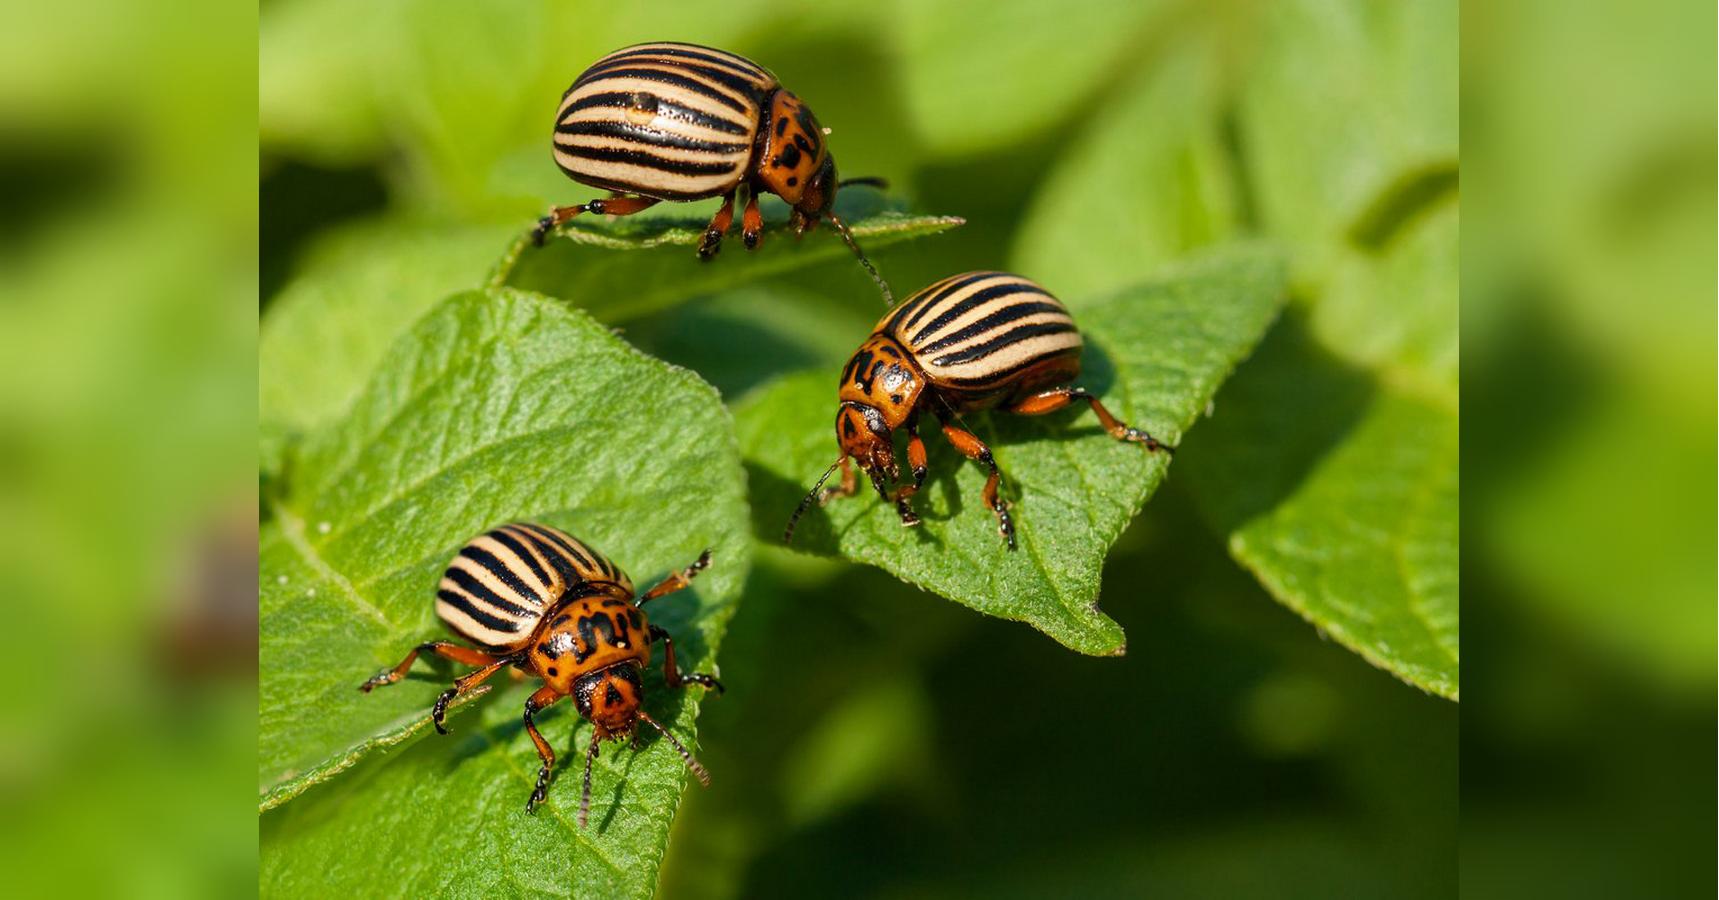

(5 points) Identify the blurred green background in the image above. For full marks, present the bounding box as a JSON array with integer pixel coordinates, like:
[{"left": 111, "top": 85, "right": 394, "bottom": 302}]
[{"left": 260, "top": 1, "right": 1460, "bottom": 896}]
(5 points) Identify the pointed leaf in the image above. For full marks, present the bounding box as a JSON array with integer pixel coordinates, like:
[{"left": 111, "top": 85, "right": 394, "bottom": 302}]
[
  {"left": 735, "top": 248, "right": 1284, "bottom": 654},
  {"left": 494, "top": 191, "right": 963, "bottom": 322}
]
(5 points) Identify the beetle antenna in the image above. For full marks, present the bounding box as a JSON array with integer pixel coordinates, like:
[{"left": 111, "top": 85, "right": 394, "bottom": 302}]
[
  {"left": 578, "top": 729, "right": 600, "bottom": 829},
  {"left": 785, "top": 458, "right": 843, "bottom": 544},
  {"left": 639, "top": 711, "right": 710, "bottom": 787},
  {"left": 824, "top": 211, "right": 893, "bottom": 305},
  {"left": 838, "top": 176, "right": 889, "bottom": 190}
]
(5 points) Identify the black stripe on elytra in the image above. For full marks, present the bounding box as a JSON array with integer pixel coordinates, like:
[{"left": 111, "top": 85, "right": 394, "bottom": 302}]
[
  {"left": 897, "top": 272, "right": 997, "bottom": 333},
  {"left": 438, "top": 589, "right": 521, "bottom": 635},
  {"left": 492, "top": 527, "right": 552, "bottom": 590},
  {"left": 575, "top": 67, "right": 751, "bottom": 114},
  {"left": 519, "top": 527, "right": 579, "bottom": 583},
  {"left": 444, "top": 566, "right": 535, "bottom": 618},
  {"left": 910, "top": 282, "right": 1043, "bottom": 345},
  {"left": 520, "top": 523, "right": 600, "bottom": 573},
  {"left": 556, "top": 142, "right": 739, "bottom": 177},
  {"left": 931, "top": 321, "right": 1076, "bottom": 368},
  {"left": 935, "top": 342, "right": 1080, "bottom": 387},
  {"left": 555, "top": 118, "right": 747, "bottom": 154},
  {"left": 579, "top": 55, "right": 765, "bottom": 100},
  {"left": 460, "top": 545, "right": 543, "bottom": 607},
  {"left": 551, "top": 163, "right": 717, "bottom": 201},
  {"left": 564, "top": 92, "right": 750, "bottom": 135},
  {"left": 618, "top": 44, "right": 768, "bottom": 80},
  {"left": 916, "top": 301, "right": 1067, "bottom": 355}
]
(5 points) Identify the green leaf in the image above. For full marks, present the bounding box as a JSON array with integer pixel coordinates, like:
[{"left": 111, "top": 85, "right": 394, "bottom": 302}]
[
  {"left": 260, "top": 288, "right": 750, "bottom": 897},
  {"left": 1181, "top": 328, "right": 1459, "bottom": 697},
  {"left": 892, "top": 0, "right": 1176, "bottom": 157},
  {"left": 1011, "top": 39, "right": 1241, "bottom": 298},
  {"left": 734, "top": 248, "right": 1285, "bottom": 654},
  {"left": 495, "top": 192, "right": 963, "bottom": 322},
  {"left": 1180, "top": 216, "right": 1459, "bottom": 698},
  {"left": 1234, "top": 0, "right": 1458, "bottom": 277},
  {"left": 259, "top": 219, "right": 521, "bottom": 432}
]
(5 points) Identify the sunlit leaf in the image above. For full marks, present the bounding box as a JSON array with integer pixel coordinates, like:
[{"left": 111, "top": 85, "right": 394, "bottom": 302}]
[
  {"left": 259, "top": 219, "right": 521, "bottom": 432},
  {"left": 735, "top": 248, "right": 1284, "bottom": 654},
  {"left": 496, "top": 191, "right": 963, "bottom": 322},
  {"left": 259, "top": 288, "right": 750, "bottom": 897}
]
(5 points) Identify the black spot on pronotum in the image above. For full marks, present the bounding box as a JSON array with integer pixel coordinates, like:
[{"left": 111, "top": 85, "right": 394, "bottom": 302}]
[
  {"left": 547, "top": 667, "right": 558, "bottom": 677},
  {"left": 777, "top": 143, "right": 802, "bottom": 170},
  {"left": 775, "top": 115, "right": 789, "bottom": 137},
  {"left": 538, "top": 641, "right": 558, "bottom": 660},
  {"left": 787, "top": 176, "right": 798, "bottom": 187},
  {"left": 573, "top": 614, "right": 620, "bottom": 663},
  {"left": 793, "top": 134, "right": 814, "bottom": 153}
]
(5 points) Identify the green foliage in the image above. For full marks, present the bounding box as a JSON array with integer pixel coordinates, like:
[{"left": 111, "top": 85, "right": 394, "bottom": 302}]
[
  {"left": 894, "top": 0, "right": 1173, "bottom": 157},
  {"left": 496, "top": 194, "right": 963, "bottom": 322},
  {"left": 259, "top": 289, "right": 751, "bottom": 897},
  {"left": 735, "top": 249, "right": 1284, "bottom": 654},
  {"left": 261, "top": 0, "right": 1462, "bottom": 894},
  {"left": 258, "top": 220, "right": 521, "bottom": 432},
  {"left": 1011, "top": 39, "right": 1240, "bottom": 297},
  {"left": 1179, "top": 0, "right": 1458, "bottom": 696},
  {"left": 260, "top": 206, "right": 959, "bottom": 436}
]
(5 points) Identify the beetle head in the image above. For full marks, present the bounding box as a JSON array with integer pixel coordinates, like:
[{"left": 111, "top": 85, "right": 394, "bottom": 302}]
[
  {"left": 574, "top": 664, "right": 643, "bottom": 736},
  {"left": 794, "top": 155, "right": 838, "bottom": 224},
  {"left": 836, "top": 403, "right": 897, "bottom": 492},
  {"left": 572, "top": 666, "right": 709, "bottom": 829}
]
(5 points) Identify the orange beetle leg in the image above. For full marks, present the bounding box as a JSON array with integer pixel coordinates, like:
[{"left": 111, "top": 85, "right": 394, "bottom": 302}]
[
  {"left": 698, "top": 190, "right": 738, "bottom": 260},
  {"left": 533, "top": 193, "right": 661, "bottom": 245},
  {"left": 940, "top": 421, "right": 1014, "bottom": 550},
  {"left": 1007, "top": 387, "right": 1171, "bottom": 453}
]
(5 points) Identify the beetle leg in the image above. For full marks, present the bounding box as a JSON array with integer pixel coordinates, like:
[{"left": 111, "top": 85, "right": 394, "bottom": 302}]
[
  {"left": 649, "top": 624, "right": 724, "bottom": 694},
  {"left": 523, "top": 685, "right": 564, "bottom": 812},
  {"left": 1007, "top": 387, "right": 1172, "bottom": 453},
  {"left": 358, "top": 641, "right": 500, "bottom": 693},
  {"left": 533, "top": 194, "right": 661, "bottom": 245},
  {"left": 888, "top": 422, "right": 928, "bottom": 528},
  {"left": 698, "top": 190, "right": 738, "bottom": 260},
  {"left": 429, "top": 657, "right": 513, "bottom": 735},
  {"left": 939, "top": 420, "right": 1015, "bottom": 550},
  {"left": 638, "top": 550, "right": 713, "bottom": 605},
  {"left": 741, "top": 188, "right": 764, "bottom": 250}
]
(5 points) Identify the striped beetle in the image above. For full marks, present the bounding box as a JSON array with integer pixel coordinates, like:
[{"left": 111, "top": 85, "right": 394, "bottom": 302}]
[
  {"left": 786, "top": 272, "right": 1172, "bottom": 550},
  {"left": 359, "top": 522, "right": 720, "bottom": 827},
  {"left": 536, "top": 41, "right": 892, "bottom": 301}
]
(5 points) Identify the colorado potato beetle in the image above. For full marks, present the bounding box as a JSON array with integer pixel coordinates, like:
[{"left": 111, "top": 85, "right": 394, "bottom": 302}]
[
  {"left": 359, "top": 522, "right": 721, "bottom": 827},
  {"left": 785, "top": 272, "right": 1172, "bottom": 550},
  {"left": 536, "top": 41, "right": 892, "bottom": 301}
]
